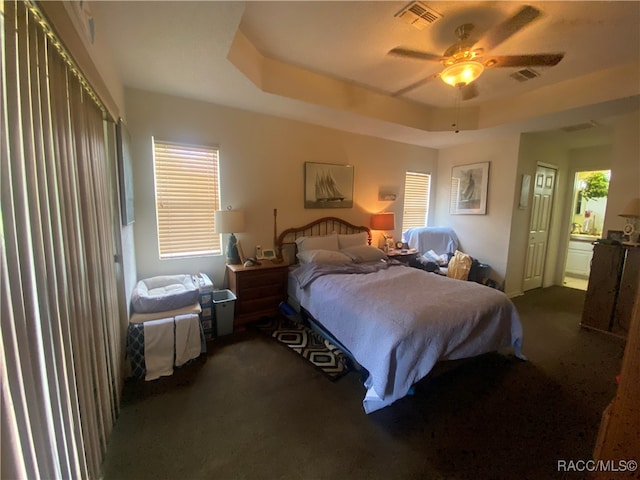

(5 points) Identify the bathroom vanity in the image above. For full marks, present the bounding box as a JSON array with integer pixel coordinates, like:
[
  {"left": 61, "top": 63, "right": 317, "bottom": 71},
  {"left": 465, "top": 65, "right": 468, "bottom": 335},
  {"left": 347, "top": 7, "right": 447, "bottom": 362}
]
[{"left": 566, "top": 234, "right": 599, "bottom": 277}]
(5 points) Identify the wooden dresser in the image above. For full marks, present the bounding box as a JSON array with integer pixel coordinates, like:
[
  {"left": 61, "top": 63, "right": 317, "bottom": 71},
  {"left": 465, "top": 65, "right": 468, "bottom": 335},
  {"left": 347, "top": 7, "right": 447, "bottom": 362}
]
[
  {"left": 226, "top": 260, "right": 289, "bottom": 328},
  {"left": 581, "top": 242, "right": 640, "bottom": 336}
]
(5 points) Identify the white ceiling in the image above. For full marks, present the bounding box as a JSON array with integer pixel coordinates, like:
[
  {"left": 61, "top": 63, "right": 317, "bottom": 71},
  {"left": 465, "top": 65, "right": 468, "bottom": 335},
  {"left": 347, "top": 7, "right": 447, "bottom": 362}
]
[{"left": 91, "top": 1, "right": 640, "bottom": 148}]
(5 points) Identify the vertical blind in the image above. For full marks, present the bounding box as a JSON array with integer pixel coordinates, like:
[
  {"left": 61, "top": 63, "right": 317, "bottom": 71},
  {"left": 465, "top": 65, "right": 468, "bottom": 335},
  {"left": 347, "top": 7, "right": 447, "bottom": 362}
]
[
  {"left": 153, "top": 139, "right": 221, "bottom": 258},
  {"left": 1, "top": 1, "right": 123, "bottom": 479},
  {"left": 402, "top": 171, "right": 432, "bottom": 231}
]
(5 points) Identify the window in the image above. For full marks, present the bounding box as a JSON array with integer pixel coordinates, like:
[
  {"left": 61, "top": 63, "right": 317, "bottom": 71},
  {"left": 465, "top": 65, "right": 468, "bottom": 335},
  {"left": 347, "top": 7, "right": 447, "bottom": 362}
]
[
  {"left": 402, "top": 171, "right": 431, "bottom": 233},
  {"left": 153, "top": 140, "right": 221, "bottom": 258}
]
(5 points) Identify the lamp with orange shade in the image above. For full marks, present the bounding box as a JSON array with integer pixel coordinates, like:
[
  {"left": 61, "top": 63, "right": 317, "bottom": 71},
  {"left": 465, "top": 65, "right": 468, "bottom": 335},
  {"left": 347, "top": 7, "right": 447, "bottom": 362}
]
[{"left": 370, "top": 212, "right": 396, "bottom": 250}]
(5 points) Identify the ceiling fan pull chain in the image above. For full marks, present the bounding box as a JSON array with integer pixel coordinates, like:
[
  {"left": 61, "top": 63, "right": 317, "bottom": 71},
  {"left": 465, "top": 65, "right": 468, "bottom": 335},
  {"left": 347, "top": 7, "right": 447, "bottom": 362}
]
[{"left": 452, "top": 87, "right": 461, "bottom": 133}]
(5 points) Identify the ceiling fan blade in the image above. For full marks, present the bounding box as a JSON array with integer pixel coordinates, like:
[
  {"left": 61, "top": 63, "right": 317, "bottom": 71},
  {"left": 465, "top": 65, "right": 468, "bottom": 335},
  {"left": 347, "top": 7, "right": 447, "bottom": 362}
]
[
  {"left": 392, "top": 74, "right": 438, "bottom": 97},
  {"left": 485, "top": 53, "right": 564, "bottom": 68},
  {"left": 388, "top": 47, "right": 443, "bottom": 62},
  {"left": 461, "top": 83, "right": 479, "bottom": 101},
  {"left": 480, "top": 5, "right": 541, "bottom": 52}
]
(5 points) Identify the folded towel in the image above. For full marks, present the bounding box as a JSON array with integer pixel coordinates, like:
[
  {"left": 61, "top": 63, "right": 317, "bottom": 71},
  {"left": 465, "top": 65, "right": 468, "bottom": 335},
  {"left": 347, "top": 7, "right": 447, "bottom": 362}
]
[
  {"left": 130, "top": 302, "right": 201, "bottom": 324},
  {"left": 175, "top": 314, "right": 202, "bottom": 367},
  {"left": 143, "top": 317, "right": 174, "bottom": 380}
]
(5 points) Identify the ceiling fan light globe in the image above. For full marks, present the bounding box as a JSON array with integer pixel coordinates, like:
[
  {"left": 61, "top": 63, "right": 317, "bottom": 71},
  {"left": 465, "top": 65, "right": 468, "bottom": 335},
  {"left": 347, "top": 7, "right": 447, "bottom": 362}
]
[{"left": 440, "top": 61, "right": 484, "bottom": 87}]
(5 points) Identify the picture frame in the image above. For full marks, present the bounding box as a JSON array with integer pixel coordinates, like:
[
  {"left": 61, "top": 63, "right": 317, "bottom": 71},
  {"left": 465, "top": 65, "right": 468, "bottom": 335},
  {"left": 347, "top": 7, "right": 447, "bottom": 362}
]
[
  {"left": 236, "top": 240, "right": 246, "bottom": 264},
  {"left": 450, "top": 162, "right": 489, "bottom": 215},
  {"left": 304, "top": 162, "right": 354, "bottom": 209},
  {"left": 378, "top": 187, "right": 398, "bottom": 202},
  {"left": 116, "top": 118, "right": 135, "bottom": 225},
  {"left": 262, "top": 248, "right": 276, "bottom": 260}
]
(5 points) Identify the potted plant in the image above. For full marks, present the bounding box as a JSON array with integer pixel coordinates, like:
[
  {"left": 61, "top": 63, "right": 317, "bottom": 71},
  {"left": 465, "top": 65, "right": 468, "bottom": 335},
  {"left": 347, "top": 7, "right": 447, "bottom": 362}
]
[{"left": 582, "top": 172, "right": 609, "bottom": 201}]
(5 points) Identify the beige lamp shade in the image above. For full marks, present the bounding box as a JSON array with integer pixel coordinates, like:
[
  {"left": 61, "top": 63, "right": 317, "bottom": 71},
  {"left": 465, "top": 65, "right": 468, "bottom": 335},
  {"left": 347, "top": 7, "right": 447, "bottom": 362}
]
[
  {"left": 214, "top": 208, "right": 245, "bottom": 264},
  {"left": 214, "top": 209, "right": 245, "bottom": 233},
  {"left": 370, "top": 212, "right": 395, "bottom": 231},
  {"left": 619, "top": 198, "right": 640, "bottom": 218}
]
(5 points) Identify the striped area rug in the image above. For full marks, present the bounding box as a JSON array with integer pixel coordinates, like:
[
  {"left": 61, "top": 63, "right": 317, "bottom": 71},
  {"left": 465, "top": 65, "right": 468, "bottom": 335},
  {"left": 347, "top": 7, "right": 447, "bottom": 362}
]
[{"left": 254, "top": 316, "right": 351, "bottom": 381}]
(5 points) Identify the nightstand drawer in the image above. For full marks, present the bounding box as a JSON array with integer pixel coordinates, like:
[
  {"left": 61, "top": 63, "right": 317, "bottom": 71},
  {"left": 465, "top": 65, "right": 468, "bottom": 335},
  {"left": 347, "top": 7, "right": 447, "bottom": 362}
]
[
  {"left": 236, "top": 269, "right": 287, "bottom": 289},
  {"left": 238, "top": 283, "right": 285, "bottom": 300},
  {"left": 236, "top": 296, "right": 282, "bottom": 316}
]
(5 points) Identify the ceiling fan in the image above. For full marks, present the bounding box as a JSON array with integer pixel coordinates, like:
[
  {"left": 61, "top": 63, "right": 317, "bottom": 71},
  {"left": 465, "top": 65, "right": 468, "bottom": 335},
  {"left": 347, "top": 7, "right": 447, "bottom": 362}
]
[{"left": 389, "top": 5, "right": 565, "bottom": 99}]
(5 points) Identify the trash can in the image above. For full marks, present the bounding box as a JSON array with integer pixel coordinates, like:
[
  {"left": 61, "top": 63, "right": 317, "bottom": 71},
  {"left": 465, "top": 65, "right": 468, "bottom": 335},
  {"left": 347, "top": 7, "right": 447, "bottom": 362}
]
[{"left": 213, "top": 290, "right": 236, "bottom": 336}]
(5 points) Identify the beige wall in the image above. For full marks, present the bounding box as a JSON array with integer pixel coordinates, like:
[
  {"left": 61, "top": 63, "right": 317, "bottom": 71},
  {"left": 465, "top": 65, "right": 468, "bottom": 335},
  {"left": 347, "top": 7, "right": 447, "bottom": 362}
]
[
  {"left": 498, "top": 122, "right": 637, "bottom": 298},
  {"left": 433, "top": 121, "right": 638, "bottom": 298},
  {"left": 125, "top": 88, "right": 438, "bottom": 286},
  {"left": 43, "top": 1, "right": 639, "bottom": 301},
  {"left": 604, "top": 113, "right": 640, "bottom": 236},
  {"left": 125, "top": 87, "right": 639, "bottom": 295},
  {"left": 508, "top": 136, "right": 570, "bottom": 296},
  {"left": 434, "top": 134, "right": 522, "bottom": 289}
]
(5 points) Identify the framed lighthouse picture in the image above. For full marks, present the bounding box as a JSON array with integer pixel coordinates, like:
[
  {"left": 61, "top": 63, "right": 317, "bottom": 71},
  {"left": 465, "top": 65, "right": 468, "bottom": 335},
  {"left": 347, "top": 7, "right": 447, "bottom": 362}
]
[
  {"left": 450, "top": 162, "right": 489, "bottom": 215},
  {"left": 304, "top": 162, "right": 354, "bottom": 209}
]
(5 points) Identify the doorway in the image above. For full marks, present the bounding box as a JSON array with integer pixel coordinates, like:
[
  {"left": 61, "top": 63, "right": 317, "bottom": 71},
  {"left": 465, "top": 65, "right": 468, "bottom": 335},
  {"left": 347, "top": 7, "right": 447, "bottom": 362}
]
[
  {"left": 563, "top": 170, "right": 610, "bottom": 290},
  {"left": 523, "top": 165, "right": 557, "bottom": 291}
]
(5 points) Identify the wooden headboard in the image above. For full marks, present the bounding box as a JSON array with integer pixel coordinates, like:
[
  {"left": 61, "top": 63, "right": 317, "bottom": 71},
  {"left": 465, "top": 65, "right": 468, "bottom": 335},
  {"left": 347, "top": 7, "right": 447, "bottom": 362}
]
[{"left": 276, "top": 216, "right": 371, "bottom": 262}]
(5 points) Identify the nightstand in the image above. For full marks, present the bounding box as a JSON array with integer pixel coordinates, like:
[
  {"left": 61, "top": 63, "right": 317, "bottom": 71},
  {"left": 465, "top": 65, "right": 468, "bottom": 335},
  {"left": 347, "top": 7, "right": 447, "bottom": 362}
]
[
  {"left": 226, "top": 260, "right": 289, "bottom": 328},
  {"left": 386, "top": 248, "right": 419, "bottom": 265}
]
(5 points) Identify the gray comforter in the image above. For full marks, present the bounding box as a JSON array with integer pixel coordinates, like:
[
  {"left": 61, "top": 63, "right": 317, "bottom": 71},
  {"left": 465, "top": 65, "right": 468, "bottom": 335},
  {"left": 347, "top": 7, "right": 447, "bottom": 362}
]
[{"left": 290, "top": 262, "right": 524, "bottom": 413}]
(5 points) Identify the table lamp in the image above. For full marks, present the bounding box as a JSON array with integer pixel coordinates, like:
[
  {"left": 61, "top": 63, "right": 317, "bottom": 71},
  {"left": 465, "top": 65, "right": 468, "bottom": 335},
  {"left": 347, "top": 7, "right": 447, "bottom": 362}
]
[
  {"left": 370, "top": 212, "right": 395, "bottom": 250},
  {"left": 619, "top": 197, "right": 640, "bottom": 242},
  {"left": 214, "top": 207, "right": 245, "bottom": 264}
]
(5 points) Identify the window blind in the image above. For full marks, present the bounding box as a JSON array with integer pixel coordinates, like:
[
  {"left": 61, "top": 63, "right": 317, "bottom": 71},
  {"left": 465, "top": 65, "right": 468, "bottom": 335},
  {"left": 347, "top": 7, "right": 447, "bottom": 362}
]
[
  {"left": 153, "top": 140, "right": 221, "bottom": 258},
  {"left": 402, "top": 171, "right": 431, "bottom": 231},
  {"left": 2, "top": 2, "right": 123, "bottom": 478}
]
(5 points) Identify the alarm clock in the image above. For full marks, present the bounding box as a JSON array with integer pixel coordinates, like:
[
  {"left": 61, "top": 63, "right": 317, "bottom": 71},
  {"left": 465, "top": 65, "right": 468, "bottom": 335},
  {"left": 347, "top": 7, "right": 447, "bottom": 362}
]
[{"left": 395, "top": 241, "right": 404, "bottom": 249}]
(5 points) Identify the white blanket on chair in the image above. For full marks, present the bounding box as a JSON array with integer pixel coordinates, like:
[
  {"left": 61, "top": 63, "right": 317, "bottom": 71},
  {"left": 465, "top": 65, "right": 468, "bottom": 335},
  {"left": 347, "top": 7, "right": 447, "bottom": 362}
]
[
  {"left": 404, "top": 226, "right": 459, "bottom": 255},
  {"left": 143, "top": 317, "right": 174, "bottom": 380},
  {"left": 175, "top": 313, "right": 202, "bottom": 366}
]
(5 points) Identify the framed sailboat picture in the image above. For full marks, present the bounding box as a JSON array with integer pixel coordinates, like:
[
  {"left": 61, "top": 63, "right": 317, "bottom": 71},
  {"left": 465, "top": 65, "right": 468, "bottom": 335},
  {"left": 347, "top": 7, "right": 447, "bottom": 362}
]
[
  {"left": 304, "top": 162, "right": 354, "bottom": 209},
  {"left": 450, "top": 162, "right": 489, "bottom": 215}
]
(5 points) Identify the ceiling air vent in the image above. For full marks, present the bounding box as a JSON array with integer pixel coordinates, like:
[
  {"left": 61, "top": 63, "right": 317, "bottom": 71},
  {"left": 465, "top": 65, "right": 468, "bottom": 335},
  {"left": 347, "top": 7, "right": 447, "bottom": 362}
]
[
  {"left": 510, "top": 68, "right": 540, "bottom": 82},
  {"left": 395, "top": 2, "right": 443, "bottom": 30},
  {"left": 561, "top": 121, "right": 599, "bottom": 133}
]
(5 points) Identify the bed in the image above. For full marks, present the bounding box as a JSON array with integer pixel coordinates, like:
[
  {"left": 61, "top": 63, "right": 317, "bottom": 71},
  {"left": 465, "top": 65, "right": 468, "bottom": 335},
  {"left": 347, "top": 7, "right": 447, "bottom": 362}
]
[{"left": 277, "top": 217, "right": 525, "bottom": 414}]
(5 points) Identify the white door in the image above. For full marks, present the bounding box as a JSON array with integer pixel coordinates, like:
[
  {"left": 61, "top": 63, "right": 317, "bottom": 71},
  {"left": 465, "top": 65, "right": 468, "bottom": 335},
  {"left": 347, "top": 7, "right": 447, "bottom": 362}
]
[{"left": 523, "top": 165, "right": 556, "bottom": 291}]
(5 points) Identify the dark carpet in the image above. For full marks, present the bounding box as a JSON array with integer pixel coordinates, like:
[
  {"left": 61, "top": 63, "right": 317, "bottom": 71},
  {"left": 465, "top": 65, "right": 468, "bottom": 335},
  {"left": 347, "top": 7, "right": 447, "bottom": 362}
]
[{"left": 103, "top": 286, "right": 627, "bottom": 480}]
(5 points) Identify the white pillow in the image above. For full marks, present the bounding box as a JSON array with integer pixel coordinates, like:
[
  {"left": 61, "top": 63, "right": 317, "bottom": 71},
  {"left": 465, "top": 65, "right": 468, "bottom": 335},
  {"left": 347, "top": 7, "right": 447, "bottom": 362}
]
[
  {"left": 337, "top": 232, "right": 369, "bottom": 249},
  {"left": 340, "top": 245, "right": 388, "bottom": 263},
  {"left": 297, "top": 249, "right": 353, "bottom": 265},
  {"left": 295, "top": 234, "right": 339, "bottom": 252},
  {"left": 131, "top": 274, "right": 199, "bottom": 314}
]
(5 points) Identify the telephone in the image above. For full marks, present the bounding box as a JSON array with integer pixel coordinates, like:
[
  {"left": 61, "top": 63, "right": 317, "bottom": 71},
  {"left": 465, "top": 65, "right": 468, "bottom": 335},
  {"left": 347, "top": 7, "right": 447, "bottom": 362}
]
[{"left": 243, "top": 257, "right": 261, "bottom": 267}]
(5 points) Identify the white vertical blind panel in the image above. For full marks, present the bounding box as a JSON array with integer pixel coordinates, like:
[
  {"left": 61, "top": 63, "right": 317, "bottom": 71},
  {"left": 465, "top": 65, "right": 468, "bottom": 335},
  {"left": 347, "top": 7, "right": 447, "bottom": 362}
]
[{"left": 2, "top": 2, "right": 123, "bottom": 479}]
